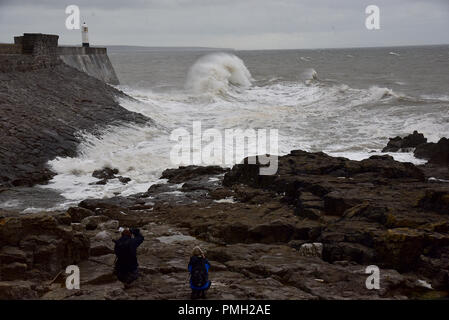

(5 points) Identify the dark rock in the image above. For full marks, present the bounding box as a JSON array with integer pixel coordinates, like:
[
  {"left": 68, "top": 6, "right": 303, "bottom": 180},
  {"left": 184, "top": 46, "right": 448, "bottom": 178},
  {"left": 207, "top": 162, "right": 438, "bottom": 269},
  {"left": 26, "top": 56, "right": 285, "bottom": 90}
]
[
  {"left": 415, "top": 137, "right": 449, "bottom": 166},
  {"left": 1, "top": 262, "right": 28, "bottom": 281},
  {"left": 92, "top": 167, "right": 119, "bottom": 180},
  {"left": 323, "top": 242, "right": 374, "bottom": 264},
  {"left": 323, "top": 191, "right": 360, "bottom": 216},
  {"left": 0, "top": 281, "right": 38, "bottom": 299},
  {"left": 382, "top": 131, "right": 427, "bottom": 152},
  {"left": 161, "top": 165, "right": 229, "bottom": 184},
  {"left": 90, "top": 179, "right": 108, "bottom": 185},
  {"left": 67, "top": 207, "right": 94, "bottom": 223},
  {"left": 81, "top": 215, "right": 110, "bottom": 230},
  {"left": 0, "top": 64, "right": 150, "bottom": 188},
  {"left": 0, "top": 212, "right": 90, "bottom": 279},
  {"left": 418, "top": 190, "right": 449, "bottom": 215},
  {"left": 90, "top": 242, "right": 114, "bottom": 256},
  {"left": 0, "top": 246, "right": 27, "bottom": 265},
  {"left": 79, "top": 197, "right": 137, "bottom": 211},
  {"left": 118, "top": 176, "right": 131, "bottom": 184}
]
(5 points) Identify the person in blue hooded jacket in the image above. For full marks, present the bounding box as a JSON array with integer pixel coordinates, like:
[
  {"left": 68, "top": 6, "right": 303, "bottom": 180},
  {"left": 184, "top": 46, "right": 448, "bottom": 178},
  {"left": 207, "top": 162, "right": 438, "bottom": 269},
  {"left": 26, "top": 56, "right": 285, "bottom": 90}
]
[{"left": 188, "top": 246, "right": 211, "bottom": 299}]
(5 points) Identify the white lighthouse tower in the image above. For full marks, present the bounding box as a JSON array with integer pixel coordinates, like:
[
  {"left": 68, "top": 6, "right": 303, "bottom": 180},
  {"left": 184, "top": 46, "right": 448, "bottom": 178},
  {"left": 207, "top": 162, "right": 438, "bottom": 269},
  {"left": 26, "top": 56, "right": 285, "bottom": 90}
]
[{"left": 81, "top": 22, "right": 89, "bottom": 47}]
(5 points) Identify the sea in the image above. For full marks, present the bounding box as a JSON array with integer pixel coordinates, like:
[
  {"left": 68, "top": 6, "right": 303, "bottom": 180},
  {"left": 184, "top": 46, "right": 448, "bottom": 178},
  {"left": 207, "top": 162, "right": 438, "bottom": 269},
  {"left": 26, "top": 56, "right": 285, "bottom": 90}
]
[{"left": 1, "top": 45, "right": 449, "bottom": 212}]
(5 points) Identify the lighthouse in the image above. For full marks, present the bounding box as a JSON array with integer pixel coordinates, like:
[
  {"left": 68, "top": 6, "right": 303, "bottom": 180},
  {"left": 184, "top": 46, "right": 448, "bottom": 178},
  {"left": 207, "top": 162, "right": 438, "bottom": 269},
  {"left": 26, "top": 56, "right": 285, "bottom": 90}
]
[{"left": 81, "top": 22, "right": 89, "bottom": 47}]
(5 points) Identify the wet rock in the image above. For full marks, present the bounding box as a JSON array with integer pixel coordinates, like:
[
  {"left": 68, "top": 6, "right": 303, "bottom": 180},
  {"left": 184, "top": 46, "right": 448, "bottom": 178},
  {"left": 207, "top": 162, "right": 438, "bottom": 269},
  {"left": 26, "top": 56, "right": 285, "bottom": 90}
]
[
  {"left": 118, "top": 176, "right": 131, "bottom": 184},
  {"left": 98, "top": 220, "right": 119, "bottom": 231},
  {"left": 81, "top": 215, "right": 110, "bottom": 230},
  {"left": 0, "top": 212, "right": 90, "bottom": 283},
  {"left": 0, "top": 246, "right": 27, "bottom": 264},
  {"left": 323, "top": 242, "right": 375, "bottom": 264},
  {"left": 247, "top": 220, "right": 298, "bottom": 243},
  {"left": 298, "top": 243, "right": 323, "bottom": 258},
  {"left": 417, "top": 246, "right": 449, "bottom": 290},
  {"left": 418, "top": 190, "right": 449, "bottom": 215},
  {"left": 92, "top": 167, "right": 119, "bottom": 180},
  {"left": 91, "top": 168, "right": 131, "bottom": 185},
  {"left": 79, "top": 197, "right": 138, "bottom": 211},
  {"left": 0, "top": 262, "right": 28, "bottom": 281},
  {"left": 94, "top": 230, "right": 113, "bottom": 241},
  {"left": 375, "top": 228, "right": 430, "bottom": 272},
  {"left": 67, "top": 207, "right": 94, "bottom": 223},
  {"left": 78, "top": 255, "right": 116, "bottom": 285},
  {"left": 161, "top": 165, "right": 229, "bottom": 184},
  {"left": 323, "top": 191, "right": 361, "bottom": 216},
  {"left": 0, "top": 281, "right": 38, "bottom": 299},
  {"left": 415, "top": 137, "right": 449, "bottom": 166},
  {"left": 0, "top": 64, "right": 150, "bottom": 189},
  {"left": 90, "top": 242, "right": 114, "bottom": 257},
  {"left": 3, "top": 148, "right": 449, "bottom": 300},
  {"left": 71, "top": 223, "right": 83, "bottom": 232},
  {"left": 382, "top": 131, "right": 427, "bottom": 152},
  {"left": 224, "top": 150, "right": 425, "bottom": 195}
]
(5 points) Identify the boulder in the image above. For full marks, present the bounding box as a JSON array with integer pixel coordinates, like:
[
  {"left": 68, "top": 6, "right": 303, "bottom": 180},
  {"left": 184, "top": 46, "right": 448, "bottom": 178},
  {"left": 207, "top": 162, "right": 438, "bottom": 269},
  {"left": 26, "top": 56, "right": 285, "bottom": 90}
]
[
  {"left": 0, "top": 213, "right": 90, "bottom": 279},
  {"left": 98, "top": 220, "right": 119, "bottom": 231},
  {"left": 93, "top": 230, "right": 112, "bottom": 241},
  {"left": 298, "top": 243, "right": 323, "bottom": 258},
  {"left": 92, "top": 167, "right": 119, "bottom": 180},
  {"left": 78, "top": 197, "right": 137, "bottom": 211},
  {"left": 375, "top": 228, "right": 427, "bottom": 272},
  {"left": 414, "top": 137, "right": 449, "bottom": 166},
  {"left": 81, "top": 215, "right": 110, "bottom": 230},
  {"left": 161, "top": 165, "right": 229, "bottom": 184},
  {"left": 78, "top": 255, "right": 116, "bottom": 285},
  {"left": 0, "top": 246, "right": 27, "bottom": 264},
  {"left": 0, "top": 281, "right": 38, "bottom": 299},
  {"left": 418, "top": 190, "right": 449, "bottom": 215},
  {"left": 323, "top": 191, "right": 360, "bottom": 216},
  {"left": 382, "top": 131, "right": 427, "bottom": 152},
  {"left": 0, "top": 262, "right": 28, "bottom": 281},
  {"left": 90, "top": 242, "right": 114, "bottom": 256},
  {"left": 67, "top": 207, "right": 94, "bottom": 223}
]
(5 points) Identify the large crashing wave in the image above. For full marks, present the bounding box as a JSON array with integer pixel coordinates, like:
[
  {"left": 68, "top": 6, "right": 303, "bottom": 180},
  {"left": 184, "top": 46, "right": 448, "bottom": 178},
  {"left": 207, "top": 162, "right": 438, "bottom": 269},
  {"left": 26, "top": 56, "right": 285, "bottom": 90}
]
[
  {"left": 185, "top": 53, "right": 253, "bottom": 94},
  {"left": 300, "top": 68, "right": 319, "bottom": 82}
]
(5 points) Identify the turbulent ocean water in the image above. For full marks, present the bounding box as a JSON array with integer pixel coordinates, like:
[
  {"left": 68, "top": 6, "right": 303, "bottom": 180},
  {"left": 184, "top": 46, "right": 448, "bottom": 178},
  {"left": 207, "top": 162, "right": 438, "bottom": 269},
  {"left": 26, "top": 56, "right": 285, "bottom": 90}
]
[{"left": 2, "top": 46, "right": 449, "bottom": 211}]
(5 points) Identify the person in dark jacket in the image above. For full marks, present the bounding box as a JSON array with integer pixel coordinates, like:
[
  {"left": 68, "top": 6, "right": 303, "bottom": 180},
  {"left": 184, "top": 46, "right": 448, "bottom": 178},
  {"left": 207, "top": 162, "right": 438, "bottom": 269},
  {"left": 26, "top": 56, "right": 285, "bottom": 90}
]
[
  {"left": 188, "top": 246, "right": 211, "bottom": 299},
  {"left": 113, "top": 227, "right": 144, "bottom": 285}
]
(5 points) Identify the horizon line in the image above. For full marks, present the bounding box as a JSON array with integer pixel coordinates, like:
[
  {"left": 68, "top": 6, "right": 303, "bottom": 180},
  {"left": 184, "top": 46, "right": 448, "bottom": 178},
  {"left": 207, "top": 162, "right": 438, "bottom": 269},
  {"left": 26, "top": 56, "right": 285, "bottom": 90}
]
[{"left": 87, "top": 43, "right": 449, "bottom": 51}]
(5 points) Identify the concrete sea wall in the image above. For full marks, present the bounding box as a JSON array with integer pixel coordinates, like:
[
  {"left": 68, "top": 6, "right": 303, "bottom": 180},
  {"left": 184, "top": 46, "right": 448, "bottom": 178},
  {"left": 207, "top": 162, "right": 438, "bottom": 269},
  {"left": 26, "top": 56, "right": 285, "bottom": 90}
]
[{"left": 59, "top": 46, "right": 119, "bottom": 85}]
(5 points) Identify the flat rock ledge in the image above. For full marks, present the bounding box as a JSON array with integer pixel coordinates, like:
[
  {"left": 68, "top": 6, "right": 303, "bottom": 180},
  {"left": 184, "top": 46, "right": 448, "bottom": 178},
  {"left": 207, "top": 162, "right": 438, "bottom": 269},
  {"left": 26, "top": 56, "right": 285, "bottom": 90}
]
[{"left": 1, "top": 150, "right": 448, "bottom": 299}]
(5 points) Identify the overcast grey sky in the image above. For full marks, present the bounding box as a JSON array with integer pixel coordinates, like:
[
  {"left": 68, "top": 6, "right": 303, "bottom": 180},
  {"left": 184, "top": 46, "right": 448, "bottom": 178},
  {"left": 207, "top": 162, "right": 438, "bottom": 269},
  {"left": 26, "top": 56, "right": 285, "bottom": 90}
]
[{"left": 1, "top": 0, "right": 448, "bottom": 49}]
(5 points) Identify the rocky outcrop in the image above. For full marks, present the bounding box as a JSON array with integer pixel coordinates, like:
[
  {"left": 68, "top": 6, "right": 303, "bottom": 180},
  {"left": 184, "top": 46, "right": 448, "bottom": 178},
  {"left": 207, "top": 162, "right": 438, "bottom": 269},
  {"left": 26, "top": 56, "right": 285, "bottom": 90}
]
[
  {"left": 160, "top": 165, "right": 229, "bottom": 184},
  {"left": 2, "top": 150, "right": 449, "bottom": 299},
  {"left": 0, "top": 208, "right": 127, "bottom": 299},
  {"left": 0, "top": 211, "right": 90, "bottom": 298},
  {"left": 220, "top": 150, "right": 449, "bottom": 288},
  {"left": 414, "top": 138, "right": 449, "bottom": 166},
  {"left": 382, "top": 132, "right": 449, "bottom": 167},
  {"left": 91, "top": 167, "right": 131, "bottom": 185},
  {"left": 0, "top": 63, "right": 150, "bottom": 188},
  {"left": 382, "top": 131, "right": 427, "bottom": 152}
]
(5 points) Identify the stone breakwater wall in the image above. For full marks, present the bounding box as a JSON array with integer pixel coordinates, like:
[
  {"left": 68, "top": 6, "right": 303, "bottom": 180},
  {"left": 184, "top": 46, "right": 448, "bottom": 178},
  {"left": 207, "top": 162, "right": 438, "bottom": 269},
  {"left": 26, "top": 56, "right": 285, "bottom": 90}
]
[
  {"left": 0, "top": 33, "right": 148, "bottom": 188},
  {"left": 0, "top": 33, "right": 119, "bottom": 84},
  {"left": 0, "top": 34, "right": 61, "bottom": 72}
]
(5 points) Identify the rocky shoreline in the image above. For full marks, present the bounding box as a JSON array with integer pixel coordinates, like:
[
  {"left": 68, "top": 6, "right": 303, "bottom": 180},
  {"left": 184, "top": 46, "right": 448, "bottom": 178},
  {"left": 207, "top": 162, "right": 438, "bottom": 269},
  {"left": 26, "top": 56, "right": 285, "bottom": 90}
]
[
  {"left": 0, "top": 62, "right": 150, "bottom": 188},
  {"left": 1, "top": 138, "right": 448, "bottom": 299}
]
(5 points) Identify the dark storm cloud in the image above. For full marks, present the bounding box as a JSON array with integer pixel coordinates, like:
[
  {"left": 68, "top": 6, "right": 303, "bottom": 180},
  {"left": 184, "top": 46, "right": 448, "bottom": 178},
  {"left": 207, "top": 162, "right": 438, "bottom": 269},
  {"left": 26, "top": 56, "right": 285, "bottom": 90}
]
[{"left": 1, "top": 0, "right": 448, "bottom": 49}]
